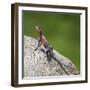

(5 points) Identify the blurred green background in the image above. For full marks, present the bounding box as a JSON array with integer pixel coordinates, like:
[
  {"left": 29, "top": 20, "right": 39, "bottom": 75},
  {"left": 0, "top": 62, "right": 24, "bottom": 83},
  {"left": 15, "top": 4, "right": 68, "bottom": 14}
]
[{"left": 23, "top": 11, "right": 80, "bottom": 70}]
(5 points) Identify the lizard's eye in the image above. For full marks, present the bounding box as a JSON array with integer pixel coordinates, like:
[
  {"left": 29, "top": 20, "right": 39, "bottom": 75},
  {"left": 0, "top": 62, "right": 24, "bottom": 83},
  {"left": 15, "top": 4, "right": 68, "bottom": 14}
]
[{"left": 38, "top": 27, "right": 40, "bottom": 29}]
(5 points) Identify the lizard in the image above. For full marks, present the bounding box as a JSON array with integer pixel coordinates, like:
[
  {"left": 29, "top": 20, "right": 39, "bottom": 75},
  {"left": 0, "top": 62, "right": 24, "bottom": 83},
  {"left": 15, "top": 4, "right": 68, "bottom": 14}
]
[{"left": 34, "top": 26, "right": 70, "bottom": 75}]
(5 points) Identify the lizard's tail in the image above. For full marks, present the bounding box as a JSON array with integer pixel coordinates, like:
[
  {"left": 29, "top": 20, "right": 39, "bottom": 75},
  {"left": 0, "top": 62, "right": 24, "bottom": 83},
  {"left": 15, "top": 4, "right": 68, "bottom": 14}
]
[{"left": 51, "top": 54, "right": 70, "bottom": 75}]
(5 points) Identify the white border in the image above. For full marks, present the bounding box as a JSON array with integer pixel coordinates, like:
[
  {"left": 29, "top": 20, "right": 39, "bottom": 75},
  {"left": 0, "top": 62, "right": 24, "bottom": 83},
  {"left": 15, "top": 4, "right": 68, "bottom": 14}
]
[{"left": 18, "top": 6, "right": 86, "bottom": 84}]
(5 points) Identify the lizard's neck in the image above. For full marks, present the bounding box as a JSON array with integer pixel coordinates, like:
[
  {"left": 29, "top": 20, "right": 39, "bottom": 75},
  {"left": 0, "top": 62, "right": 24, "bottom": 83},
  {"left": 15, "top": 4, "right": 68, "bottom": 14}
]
[{"left": 39, "top": 30, "right": 43, "bottom": 39}]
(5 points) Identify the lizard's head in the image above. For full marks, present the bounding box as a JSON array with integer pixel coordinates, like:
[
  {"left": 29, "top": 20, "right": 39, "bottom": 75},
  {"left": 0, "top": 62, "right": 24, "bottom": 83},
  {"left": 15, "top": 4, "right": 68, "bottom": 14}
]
[{"left": 35, "top": 26, "right": 41, "bottom": 32}]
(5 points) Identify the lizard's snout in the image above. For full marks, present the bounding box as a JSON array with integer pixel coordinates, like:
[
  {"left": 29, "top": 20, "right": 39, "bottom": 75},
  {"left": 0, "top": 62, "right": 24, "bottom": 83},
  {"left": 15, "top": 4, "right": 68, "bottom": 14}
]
[{"left": 35, "top": 26, "right": 40, "bottom": 30}]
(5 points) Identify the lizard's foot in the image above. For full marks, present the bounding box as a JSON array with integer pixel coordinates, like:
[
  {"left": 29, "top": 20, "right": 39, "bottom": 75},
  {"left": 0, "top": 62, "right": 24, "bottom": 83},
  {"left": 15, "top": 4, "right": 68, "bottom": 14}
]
[
  {"left": 34, "top": 48, "right": 38, "bottom": 51},
  {"left": 47, "top": 56, "right": 52, "bottom": 62}
]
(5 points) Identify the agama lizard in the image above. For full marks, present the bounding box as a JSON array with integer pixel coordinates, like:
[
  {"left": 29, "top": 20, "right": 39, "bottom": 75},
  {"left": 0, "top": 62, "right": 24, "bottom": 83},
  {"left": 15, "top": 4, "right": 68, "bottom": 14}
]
[{"left": 34, "top": 26, "right": 69, "bottom": 75}]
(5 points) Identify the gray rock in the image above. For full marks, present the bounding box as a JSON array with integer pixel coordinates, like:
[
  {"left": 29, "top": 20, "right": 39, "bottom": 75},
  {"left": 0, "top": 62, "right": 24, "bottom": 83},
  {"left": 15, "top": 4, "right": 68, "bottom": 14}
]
[{"left": 24, "top": 35, "right": 79, "bottom": 78}]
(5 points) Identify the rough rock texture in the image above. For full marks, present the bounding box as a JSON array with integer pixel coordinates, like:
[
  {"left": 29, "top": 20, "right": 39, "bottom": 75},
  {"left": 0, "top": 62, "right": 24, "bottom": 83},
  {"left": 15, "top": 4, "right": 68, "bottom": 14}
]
[{"left": 24, "top": 35, "right": 79, "bottom": 78}]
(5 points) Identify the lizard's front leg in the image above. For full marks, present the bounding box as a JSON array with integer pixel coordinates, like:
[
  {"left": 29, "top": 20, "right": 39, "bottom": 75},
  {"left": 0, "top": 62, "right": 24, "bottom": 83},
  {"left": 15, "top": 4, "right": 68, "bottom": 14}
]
[{"left": 34, "top": 39, "right": 41, "bottom": 51}]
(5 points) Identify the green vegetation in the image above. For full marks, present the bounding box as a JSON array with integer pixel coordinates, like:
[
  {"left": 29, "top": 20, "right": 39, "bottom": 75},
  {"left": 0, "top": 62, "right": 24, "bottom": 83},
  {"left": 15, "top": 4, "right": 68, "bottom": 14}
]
[{"left": 23, "top": 11, "right": 80, "bottom": 70}]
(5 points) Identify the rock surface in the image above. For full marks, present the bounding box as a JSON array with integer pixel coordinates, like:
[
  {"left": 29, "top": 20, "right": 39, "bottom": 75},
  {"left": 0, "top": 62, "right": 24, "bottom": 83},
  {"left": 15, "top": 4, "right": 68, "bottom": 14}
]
[{"left": 24, "top": 35, "right": 79, "bottom": 78}]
